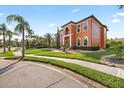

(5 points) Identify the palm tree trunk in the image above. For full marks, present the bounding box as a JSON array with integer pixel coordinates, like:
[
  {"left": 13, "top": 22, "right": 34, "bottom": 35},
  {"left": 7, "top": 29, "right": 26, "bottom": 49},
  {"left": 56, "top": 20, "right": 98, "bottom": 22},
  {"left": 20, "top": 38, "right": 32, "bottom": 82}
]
[
  {"left": 8, "top": 36, "right": 11, "bottom": 51},
  {"left": 26, "top": 39, "right": 29, "bottom": 49},
  {"left": 48, "top": 38, "right": 50, "bottom": 48},
  {"left": 3, "top": 31, "right": 6, "bottom": 53},
  {"left": 22, "top": 28, "right": 25, "bottom": 58}
]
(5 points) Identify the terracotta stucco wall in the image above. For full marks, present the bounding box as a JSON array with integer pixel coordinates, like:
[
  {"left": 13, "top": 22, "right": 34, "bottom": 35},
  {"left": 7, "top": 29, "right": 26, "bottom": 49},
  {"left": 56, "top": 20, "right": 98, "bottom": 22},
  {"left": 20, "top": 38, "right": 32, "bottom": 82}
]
[
  {"left": 75, "top": 18, "right": 92, "bottom": 46},
  {"left": 71, "top": 24, "right": 76, "bottom": 48},
  {"left": 91, "top": 19, "right": 101, "bottom": 46},
  {"left": 91, "top": 18, "right": 107, "bottom": 48},
  {"left": 60, "top": 17, "right": 107, "bottom": 49}
]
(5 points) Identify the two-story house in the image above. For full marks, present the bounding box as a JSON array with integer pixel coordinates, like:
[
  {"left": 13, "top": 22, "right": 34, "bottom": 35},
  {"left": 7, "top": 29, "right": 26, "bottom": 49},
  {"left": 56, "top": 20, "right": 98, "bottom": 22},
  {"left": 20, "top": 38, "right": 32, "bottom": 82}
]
[{"left": 59, "top": 15, "right": 108, "bottom": 49}]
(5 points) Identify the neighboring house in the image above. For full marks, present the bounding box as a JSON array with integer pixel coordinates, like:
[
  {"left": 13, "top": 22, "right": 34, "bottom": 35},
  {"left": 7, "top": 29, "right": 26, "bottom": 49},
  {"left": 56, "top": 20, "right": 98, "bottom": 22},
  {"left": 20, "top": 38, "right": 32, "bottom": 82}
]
[{"left": 59, "top": 15, "right": 108, "bottom": 49}]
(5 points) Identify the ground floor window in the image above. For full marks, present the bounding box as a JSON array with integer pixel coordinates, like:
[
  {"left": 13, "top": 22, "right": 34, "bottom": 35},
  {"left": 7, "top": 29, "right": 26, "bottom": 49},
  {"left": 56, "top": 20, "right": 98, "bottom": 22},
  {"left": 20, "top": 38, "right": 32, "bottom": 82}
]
[
  {"left": 77, "top": 37, "right": 81, "bottom": 46},
  {"left": 83, "top": 36, "right": 88, "bottom": 46}
]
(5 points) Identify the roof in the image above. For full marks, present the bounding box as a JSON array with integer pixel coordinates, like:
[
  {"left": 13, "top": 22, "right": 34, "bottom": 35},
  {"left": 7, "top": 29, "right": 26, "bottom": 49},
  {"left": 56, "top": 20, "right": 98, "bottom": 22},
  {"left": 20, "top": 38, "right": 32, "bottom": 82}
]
[
  {"left": 61, "top": 15, "right": 108, "bottom": 31},
  {"left": 61, "top": 21, "right": 76, "bottom": 28}
]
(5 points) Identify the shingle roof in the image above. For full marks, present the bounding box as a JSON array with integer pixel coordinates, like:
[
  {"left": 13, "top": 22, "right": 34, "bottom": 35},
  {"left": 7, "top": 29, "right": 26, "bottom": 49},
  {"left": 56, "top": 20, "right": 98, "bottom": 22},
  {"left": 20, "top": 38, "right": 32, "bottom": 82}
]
[
  {"left": 61, "top": 21, "right": 76, "bottom": 28},
  {"left": 61, "top": 15, "right": 108, "bottom": 31}
]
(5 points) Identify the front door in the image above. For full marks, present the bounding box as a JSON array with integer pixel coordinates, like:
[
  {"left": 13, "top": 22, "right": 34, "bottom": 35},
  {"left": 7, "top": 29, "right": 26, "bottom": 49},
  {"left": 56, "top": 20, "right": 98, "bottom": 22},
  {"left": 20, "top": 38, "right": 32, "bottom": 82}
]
[{"left": 65, "top": 37, "right": 70, "bottom": 48}]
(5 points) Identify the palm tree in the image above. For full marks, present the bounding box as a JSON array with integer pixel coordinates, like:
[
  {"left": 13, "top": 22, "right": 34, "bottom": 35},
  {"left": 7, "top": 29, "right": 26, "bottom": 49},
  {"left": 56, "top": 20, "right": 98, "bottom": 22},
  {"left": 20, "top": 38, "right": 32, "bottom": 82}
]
[
  {"left": 25, "top": 29, "right": 34, "bottom": 49},
  {"left": 0, "top": 23, "right": 7, "bottom": 53},
  {"left": 44, "top": 33, "right": 51, "bottom": 48},
  {"left": 56, "top": 27, "right": 60, "bottom": 49},
  {"left": 7, "top": 15, "right": 33, "bottom": 58},
  {"left": 6, "top": 30, "right": 14, "bottom": 51}
]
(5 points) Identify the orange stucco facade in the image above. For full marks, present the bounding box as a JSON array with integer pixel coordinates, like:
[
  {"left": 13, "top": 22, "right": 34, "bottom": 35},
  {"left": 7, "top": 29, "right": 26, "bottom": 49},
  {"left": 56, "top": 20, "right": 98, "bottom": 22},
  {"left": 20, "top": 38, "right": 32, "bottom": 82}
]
[{"left": 59, "top": 15, "right": 108, "bottom": 49}]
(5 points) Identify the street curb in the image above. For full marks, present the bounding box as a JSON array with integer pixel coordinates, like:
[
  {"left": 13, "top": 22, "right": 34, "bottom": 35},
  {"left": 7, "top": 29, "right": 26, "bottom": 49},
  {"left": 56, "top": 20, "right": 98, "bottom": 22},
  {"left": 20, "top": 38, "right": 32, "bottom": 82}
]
[{"left": 0, "top": 58, "right": 22, "bottom": 75}]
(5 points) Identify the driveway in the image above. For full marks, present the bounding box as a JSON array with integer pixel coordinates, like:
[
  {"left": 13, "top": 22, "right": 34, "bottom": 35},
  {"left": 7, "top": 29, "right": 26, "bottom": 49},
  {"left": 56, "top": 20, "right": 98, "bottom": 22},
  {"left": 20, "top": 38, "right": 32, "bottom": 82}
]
[{"left": 0, "top": 61, "right": 91, "bottom": 88}]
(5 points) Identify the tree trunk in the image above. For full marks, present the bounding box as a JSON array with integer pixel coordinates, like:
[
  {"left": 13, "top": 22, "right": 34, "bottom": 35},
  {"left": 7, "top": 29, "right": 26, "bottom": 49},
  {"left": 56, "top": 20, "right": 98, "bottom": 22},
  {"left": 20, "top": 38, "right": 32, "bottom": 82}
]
[
  {"left": 26, "top": 39, "right": 29, "bottom": 49},
  {"left": 48, "top": 38, "right": 51, "bottom": 48},
  {"left": 56, "top": 28, "right": 60, "bottom": 49},
  {"left": 22, "top": 28, "right": 25, "bottom": 58},
  {"left": 3, "top": 31, "right": 6, "bottom": 53},
  {"left": 8, "top": 36, "right": 11, "bottom": 51}
]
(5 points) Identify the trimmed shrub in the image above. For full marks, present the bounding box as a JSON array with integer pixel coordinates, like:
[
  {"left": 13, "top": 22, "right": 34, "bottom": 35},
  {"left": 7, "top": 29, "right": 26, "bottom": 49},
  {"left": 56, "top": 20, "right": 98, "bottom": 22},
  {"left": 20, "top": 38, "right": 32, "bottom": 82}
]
[
  {"left": 76, "top": 45, "right": 100, "bottom": 51},
  {"left": 106, "top": 43, "right": 110, "bottom": 48}
]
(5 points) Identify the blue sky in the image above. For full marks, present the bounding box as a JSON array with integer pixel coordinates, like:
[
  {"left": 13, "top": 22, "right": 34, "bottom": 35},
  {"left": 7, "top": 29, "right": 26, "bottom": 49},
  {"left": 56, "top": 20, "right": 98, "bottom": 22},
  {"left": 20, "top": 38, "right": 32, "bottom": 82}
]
[{"left": 0, "top": 5, "right": 124, "bottom": 39}]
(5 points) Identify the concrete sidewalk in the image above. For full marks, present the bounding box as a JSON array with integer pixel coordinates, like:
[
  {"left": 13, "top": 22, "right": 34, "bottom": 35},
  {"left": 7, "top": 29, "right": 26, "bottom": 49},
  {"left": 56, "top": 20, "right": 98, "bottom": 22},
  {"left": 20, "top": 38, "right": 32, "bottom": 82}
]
[{"left": 26, "top": 54, "right": 124, "bottom": 79}]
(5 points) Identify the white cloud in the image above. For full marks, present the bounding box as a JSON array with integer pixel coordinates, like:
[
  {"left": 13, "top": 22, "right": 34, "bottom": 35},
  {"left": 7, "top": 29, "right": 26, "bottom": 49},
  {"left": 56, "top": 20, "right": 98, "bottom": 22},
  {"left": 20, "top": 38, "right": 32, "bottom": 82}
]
[
  {"left": 0, "top": 13, "right": 4, "bottom": 16},
  {"left": 113, "top": 12, "right": 124, "bottom": 17},
  {"left": 112, "top": 18, "right": 120, "bottom": 23},
  {"left": 48, "top": 24, "right": 55, "bottom": 27},
  {"left": 113, "top": 14, "right": 117, "bottom": 17},
  {"left": 116, "top": 12, "right": 124, "bottom": 16},
  {"left": 72, "top": 9, "right": 79, "bottom": 13}
]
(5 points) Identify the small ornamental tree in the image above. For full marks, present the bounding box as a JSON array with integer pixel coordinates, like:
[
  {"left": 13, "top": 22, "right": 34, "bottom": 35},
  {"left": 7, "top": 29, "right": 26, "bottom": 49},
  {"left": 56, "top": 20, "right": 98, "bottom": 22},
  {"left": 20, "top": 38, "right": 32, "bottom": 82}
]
[{"left": 116, "top": 43, "right": 124, "bottom": 59}]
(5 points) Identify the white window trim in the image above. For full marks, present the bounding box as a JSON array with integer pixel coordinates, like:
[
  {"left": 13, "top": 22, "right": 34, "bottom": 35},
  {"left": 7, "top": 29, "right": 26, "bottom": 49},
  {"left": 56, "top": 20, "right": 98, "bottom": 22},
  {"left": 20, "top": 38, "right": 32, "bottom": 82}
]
[
  {"left": 76, "top": 37, "right": 81, "bottom": 46},
  {"left": 83, "top": 36, "right": 88, "bottom": 46},
  {"left": 77, "top": 24, "right": 81, "bottom": 33},
  {"left": 83, "top": 21, "right": 88, "bottom": 31}
]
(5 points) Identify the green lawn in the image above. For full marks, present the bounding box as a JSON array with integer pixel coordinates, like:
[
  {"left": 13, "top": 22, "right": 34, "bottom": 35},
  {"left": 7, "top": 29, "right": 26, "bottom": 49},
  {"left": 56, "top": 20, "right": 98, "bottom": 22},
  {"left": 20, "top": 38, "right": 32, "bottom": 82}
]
[
  {"left": 25, "top": 48, "right": 116, "bottom": 64},
  {"left": 0, "top": 51, "right": 14, "bottom": 57},
  {"left": 0, "top": 48, "right": 20, "bottom": 58},
  {"left": 25, "top": 49, "right": 51, "bottom": 54},
  {"left": 85, "top": 48, "right": 116, "bottom": 59}
]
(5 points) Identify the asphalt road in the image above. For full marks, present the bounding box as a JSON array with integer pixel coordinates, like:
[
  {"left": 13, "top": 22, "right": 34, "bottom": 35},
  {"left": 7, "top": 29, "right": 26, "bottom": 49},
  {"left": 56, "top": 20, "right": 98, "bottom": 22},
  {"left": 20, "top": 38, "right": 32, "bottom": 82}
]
[{"left": 0, "top": 61, "right": 91, "bottom": 88}]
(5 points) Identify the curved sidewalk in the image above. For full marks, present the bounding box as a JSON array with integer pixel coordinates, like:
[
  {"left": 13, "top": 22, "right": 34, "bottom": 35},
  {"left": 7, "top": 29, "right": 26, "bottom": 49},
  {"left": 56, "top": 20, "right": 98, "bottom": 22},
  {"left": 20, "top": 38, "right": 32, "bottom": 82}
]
[{"left": 26, "top": 54, "right": 124, "bottom": 79}]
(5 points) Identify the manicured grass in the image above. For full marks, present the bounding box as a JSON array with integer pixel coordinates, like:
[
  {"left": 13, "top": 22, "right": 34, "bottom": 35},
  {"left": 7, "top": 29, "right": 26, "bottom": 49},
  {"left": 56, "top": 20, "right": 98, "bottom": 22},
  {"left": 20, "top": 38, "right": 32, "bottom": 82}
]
[
  {"left": 0, "top": 51, "right": 14, "bottom": 57},
  {"left": 25, "top": 49, "right": 51, "bottom": 54},
  {"left": 85, "top": 48, "right": 116, "bottom": 60},
  {"left": 0, "top": 48, "right": 20, "bottom": 58},
  {"left": 8, "top": 56, "right": 123, "bottom": 88},
  {"left": 25, "top": 48, "right": 116, "bottom": 64}
]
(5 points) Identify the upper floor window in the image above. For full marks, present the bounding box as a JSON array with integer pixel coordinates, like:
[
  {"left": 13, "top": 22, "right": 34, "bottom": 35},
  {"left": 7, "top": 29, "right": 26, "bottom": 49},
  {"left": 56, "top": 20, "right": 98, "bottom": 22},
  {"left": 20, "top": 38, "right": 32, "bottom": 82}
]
[
  {"left": 83, "top": 22, "right": 88, "bottom": 31},
  {"left": 65, "top": 27, "right": 69, "bottom": 35},
  {"left": 77, "top": 25, "right": 80, "bottom": 32}
]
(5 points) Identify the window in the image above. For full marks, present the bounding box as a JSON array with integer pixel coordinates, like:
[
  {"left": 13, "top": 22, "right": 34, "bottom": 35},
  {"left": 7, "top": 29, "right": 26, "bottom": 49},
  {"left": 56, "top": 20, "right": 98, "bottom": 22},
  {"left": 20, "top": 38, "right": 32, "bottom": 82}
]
[
  {"left": 83, "top": 22, "right": 88, "bottom": 31},
  {"left": 65, "top": 27, "right": 69, "bottom": 35},
  {"left": 83, "top": 36, "right": 88, "bottom": 46},
  {"left": 77, "top": 25, "right": 80, "bottom": 32},
  {"left": 77, "top": 38, "right": 81, "bottom": 46}
]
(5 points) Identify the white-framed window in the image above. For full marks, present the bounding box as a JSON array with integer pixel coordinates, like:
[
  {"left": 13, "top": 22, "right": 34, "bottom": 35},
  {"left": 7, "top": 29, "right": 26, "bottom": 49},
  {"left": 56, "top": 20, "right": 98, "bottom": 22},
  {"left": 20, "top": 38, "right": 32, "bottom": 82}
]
[
  {"left": 83, "top": 22, "right": 88, "bottom": 31},
  {"left": 83, "top": 36, "right": 88, "bottom": 46},
  {"left": 77, "top": 24, "right": 81, "bottom": 32},
  {"left": 76, "top": 37, "right": 81, "bottom": 46}
]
